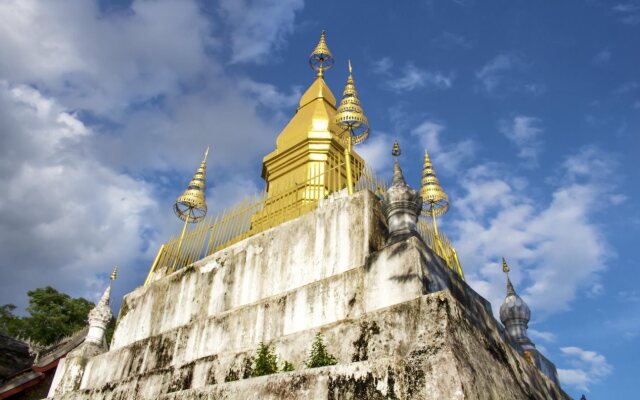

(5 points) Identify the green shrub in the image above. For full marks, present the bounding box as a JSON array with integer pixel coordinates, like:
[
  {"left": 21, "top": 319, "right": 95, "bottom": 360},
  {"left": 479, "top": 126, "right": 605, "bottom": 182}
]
[
  {"left": 305, "top": 333, "right": 337, "bottom": 368},
  {"left": 282, "top": 361, "right": 294, "bottom": 372},
  {"left": 251, "top": 342, "right": 279, "bottom": 377}
]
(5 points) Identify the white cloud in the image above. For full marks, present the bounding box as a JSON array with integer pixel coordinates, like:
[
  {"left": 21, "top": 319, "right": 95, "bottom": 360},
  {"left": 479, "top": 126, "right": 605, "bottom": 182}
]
[
  {"left": 431, "top": 31, "right": 472, "bottom": 48},
  {"left": 452, "top": 146, "right": 620, "bottom": 315},
  {"left": 0, "top": 82, "right": 158, "bottom": 307},
  {"left": 219, "top": 0, "right": 304, "bottom": 64},
  {"left": 528, "top": 329, "right": 556, "bottom": 343},
  {"left": 372, "top": 60, "right": 453, "bottom": 93},
  {"left": 558, "top": 346, "right": 612, "bottom": 392},
  {"left": 612, "top": 3, "right": 640, "bottom": 25},
  {"left": 476, "top": 53, "right": 543, "bottom": 96},
  {"left": 356, "top": 132, "right": 395, "bottom": 175},
  {"left": 0, "top": 0, "right": 306, "bottom": 308},
  {"left": 388, "top": 63, "right": 453, "bottom": 92},
  {"left": 499, "top": 115, "right": 543, "bottom": 166},
  {"left": 372, "top": 57, "right": 393, "bottom": 75},
  {"left": 0, "top": 0, "right": 215, "bottom": 115},
  {"left": 237, "top": 78, "right": 301, "bottom": 110},
  {"left": 411, "top": 120, "right": 477, "bottom": 174},
  {"left": 593, "top": 50, "right": 612, "bottom": 65}
]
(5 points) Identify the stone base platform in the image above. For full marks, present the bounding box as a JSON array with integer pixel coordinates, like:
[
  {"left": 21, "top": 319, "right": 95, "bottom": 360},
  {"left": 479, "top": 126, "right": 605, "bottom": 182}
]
[{"left": 54, "top": 291, "right": 568, "bottom": 400}]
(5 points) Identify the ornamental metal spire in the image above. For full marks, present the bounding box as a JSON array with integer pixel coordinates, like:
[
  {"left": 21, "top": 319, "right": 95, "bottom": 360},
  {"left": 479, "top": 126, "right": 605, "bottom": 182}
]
[
  {"left": 502, "top": 257, "right": 516, "bottom": 296},
  {"left": 309, "top": 30, "right": 334, "bottom": 77},
  {"left": 499, "top": 257, "right": 533, "bottom": 348},
  {"left": 421, "top": 148, "right": 449, "bottom": 217},
  {"left": 335, "top": 60, "right": 370, "bottom": 194},
  {"left": 171, "top": 147, "right": 210, "bottom": 272},
  {"left": 421, "top": 148, "right": 449, "bottom": 258}
]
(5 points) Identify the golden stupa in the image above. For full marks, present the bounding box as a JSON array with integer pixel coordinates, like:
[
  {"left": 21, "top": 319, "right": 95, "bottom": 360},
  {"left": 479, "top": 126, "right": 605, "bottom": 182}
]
[{"left": 254, "top": 31, "right": 365, "bottom": 229}]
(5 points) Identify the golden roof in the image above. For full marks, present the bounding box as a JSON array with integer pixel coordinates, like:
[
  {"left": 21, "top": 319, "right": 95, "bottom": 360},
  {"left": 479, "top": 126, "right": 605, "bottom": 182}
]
[
  {"left": 421, "top": 148, "right": 449, "bottom": 217},
  {"left": 174, "top": 147, "right": 209, "bottom": 222}
]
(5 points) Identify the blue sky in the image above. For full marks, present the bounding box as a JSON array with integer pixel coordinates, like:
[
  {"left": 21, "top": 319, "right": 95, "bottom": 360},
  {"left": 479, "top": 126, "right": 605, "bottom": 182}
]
[{"left": 0, "top": 0, "right": 638, "bottom": 397}]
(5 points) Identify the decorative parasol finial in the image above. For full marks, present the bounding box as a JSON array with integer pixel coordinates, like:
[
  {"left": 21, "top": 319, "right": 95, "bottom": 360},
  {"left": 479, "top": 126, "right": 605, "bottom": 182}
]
[
  {"left": 392, "top": 140, "right": 401, "bottom": 157},
  {"left": 309, "top": 30, "right": 334, "bottom": 76},
  {"left": 335, "top": 60, "right": 370, "bottom": 195},
  {"left": 421, "top": 148, "right": 449, "bottom": 217},
  {"left": 174, "top": 148, "right": 209, "bottom": 223},
  {"left": 502, "top": 257, "right": 510, "bottom": 274},
  {"left": 110, "top": 266, "right": 118, "bottom": 282}
]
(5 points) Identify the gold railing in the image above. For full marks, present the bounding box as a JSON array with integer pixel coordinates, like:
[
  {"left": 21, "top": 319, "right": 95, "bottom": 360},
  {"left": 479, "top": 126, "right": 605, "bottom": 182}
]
[
  {"left": 144, "top": 161, "right": 388, "bottom": 284},
  {"left": 417, "top": 218, "right": 465, "bottom": 280},
  {"left": 145, "top": 162, "right": 465, "bottom": 284}
]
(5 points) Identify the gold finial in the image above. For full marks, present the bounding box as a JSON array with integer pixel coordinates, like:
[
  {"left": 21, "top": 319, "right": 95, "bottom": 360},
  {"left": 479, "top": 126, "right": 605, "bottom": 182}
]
[
  {"left": 392, "top": 140, "right": 401, "bottom": 157},
  {"left": 335, "top": 60, "right": 370, "bottom": 195},
  {"left": 203, "top": 146, "right": 209, "bottom": 162},
  {"left": 502, "top": 257, "right": 516, "bottom": 295},
  {"left": 502, "top": 257, "right": 510, "bottom": 273},
  {"left": 348, "top": 59, "right": 352, "bottom": 74},
  {"left": 421, "top": 148, "right": 449, "bottom": 217},
  {"left": 335, "top": 61, "right": 369, "bottom": 145},
  {"left": 174, "top": 148, "right": 209, "bottom": 223},
  {"left": 110, "top": 266, "right": 118, "bottom": 281},
  {"left": 309, "top": 30, "right": 334, "bottom": 76}
]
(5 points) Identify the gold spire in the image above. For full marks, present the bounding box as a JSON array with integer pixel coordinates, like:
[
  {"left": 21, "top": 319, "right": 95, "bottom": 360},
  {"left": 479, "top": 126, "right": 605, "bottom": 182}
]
[
  {"left": 335, "top": 60, "right": 370, "bottom": 194},
  {"left": 335, "top": 61, "right": 369, "bottom": 145},
  {"left": 392, "top": 140, "right": 401, "bottom": 157},
  {"left": 110, "top": 266, "right": 118, "bottom": 282},
  {"left": 502, "top": 257, "right": 516, "bottom": 296},
  {"left": 174, "top": 147, "right": 209, "bottom": 223},
  {"left": 309, "top": 30, "right": 334, "bottom": 76},
  {"left": 170, "top": 147, "right": 210, "bottom": 273},
  {"left": 421, "top": 148, "right": 449, "bottom": 217},
  {"left": 502, "top": 257, "right": 510, "bottom": 273}
]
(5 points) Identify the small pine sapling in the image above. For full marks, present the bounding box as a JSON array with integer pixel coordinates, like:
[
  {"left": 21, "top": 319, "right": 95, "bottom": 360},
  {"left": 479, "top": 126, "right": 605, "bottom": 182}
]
[
  {"left": 251, "top": 342, "right": 279, "bottom": 377},
  {"left": 305, "top": 332, "right": 337, "bottom": 368},
  {"left": 282, "top": 361, "right": 295, "bottom": 372}
]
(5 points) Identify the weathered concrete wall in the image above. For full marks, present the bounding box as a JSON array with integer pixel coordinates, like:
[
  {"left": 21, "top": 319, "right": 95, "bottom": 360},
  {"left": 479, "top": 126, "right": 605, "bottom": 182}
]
[
  {"left": 112, "top": 190, "right": 385, "bottom": 350},
  {"left": 50, "top": 190, "right": 568, "bottom": 399},
  {"left": 54, "top": 292, "right": 569, "bottom": 400}
]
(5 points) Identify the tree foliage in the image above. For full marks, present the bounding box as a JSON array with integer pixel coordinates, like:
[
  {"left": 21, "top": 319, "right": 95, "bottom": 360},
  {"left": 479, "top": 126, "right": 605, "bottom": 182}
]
[
  {"left": 0, "top": 286, "right": 95, "bottom": 345},
  {"left": 305, "top": 333, "right": 337, "bottom": 368},
  {"left": 281, "top": 360, "right": 294, "bottom": 372},
  {"left": 251, "top": 341, "right": 279, "bottom": 377}
]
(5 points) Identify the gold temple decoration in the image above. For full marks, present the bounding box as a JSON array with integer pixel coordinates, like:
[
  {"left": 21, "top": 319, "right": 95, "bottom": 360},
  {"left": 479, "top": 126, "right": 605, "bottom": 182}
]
[
  {"left": 419, "top": 148, "right": 464, "bottom": 279},
  {"left": 335, "top": 60, "right": 370, "bottom": 194},
  {"left": 110, "top": 266, "right": 118, "bottom": 282},
  {"left": 145, "top": 164, "right": 388, "bottom": 281},
  {"left": 256, "top": 31, "right": 364, "bottom": 229},
  {"left": 421, "top": 148, "right": 448, "bottom": 243},
  {"left": 170, "top": 147, "right": 209, "bottom": 272},
  {"left": 309, "top": 30, "right": 334, "bottom": 76},
  {"left": 502, "top": 257, "right": 510, "bottom": 273},
  {"left": 391, "top": 140, "right": 401, "bottom": 157}
]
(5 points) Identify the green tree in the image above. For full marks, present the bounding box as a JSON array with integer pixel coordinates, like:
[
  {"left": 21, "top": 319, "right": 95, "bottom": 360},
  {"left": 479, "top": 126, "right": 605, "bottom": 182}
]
[
  {"left": 251, "top": 342, "right": 279, "bottom": 377},
  {"left": 0, "top": 287, "right": 95, "bottom": 345},
  {"left": 0, "top": 304, "right": 25, "bottom": 338},
  {"left": 305, "top": 333, "right": 337, "bottom": 368},
  {"left": 281, "top": 360, "right": 294, "bottom": 372}
]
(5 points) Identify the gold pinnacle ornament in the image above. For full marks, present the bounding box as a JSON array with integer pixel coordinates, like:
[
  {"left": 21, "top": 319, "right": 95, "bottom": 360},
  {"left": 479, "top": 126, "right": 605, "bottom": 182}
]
[
  {"left": 502, "top": 257, "right": 516, "bottom": 296},
  {"left": 392, "top": 140, "right": 401, "bottom": 157},
  {"left": 421, "top": 148, "right": 449, "bottom": 255},
  {"left": 309, "top": 30, "right": 334, "bottom": 76},
  {"left": 171, "top": 147, "right": 210, "bottom": 272},
  {"left": 335, "top": 60, "right": 370, "bottom": 194},
  {"left": 502, "top": 257, "right": 510, "bottom": 273},
  {"left": 110, "top": 266, "right": 118, "bottom": 282}
]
